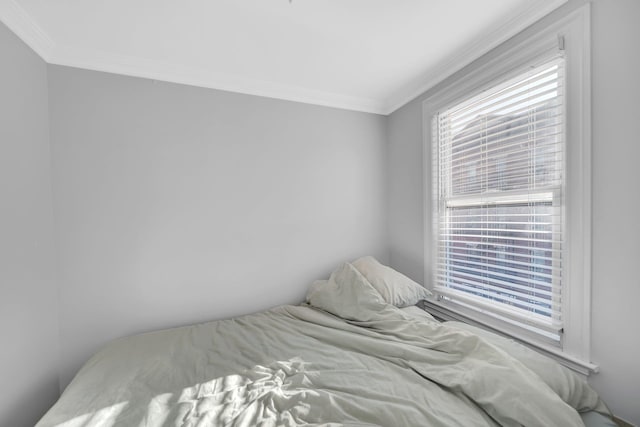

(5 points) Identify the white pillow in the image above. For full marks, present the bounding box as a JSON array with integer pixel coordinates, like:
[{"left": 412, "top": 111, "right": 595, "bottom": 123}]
[
  {"left": 305, "top": 280, "right": 327, "bottom": 303},
  {"left": 351, "top": 256, "right": 431, "bottom": 307},
  {"left": 305, "top": 263, "right": 387, "bottom": 321}
]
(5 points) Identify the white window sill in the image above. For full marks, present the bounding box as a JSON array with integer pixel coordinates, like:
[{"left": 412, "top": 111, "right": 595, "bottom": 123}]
[{"left": 419, "top": 297, "right": 599, "bottom": 376}]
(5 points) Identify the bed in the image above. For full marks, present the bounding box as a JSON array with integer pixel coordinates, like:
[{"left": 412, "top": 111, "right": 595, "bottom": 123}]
[{"left": 37, "top": 257, "right": 614, "bottom": 426}]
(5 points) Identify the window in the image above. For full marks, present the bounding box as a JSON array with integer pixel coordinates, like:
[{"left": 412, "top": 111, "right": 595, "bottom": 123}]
[
  {"left": 434, "top": 57, "right": 565, "bottom": 342},
  {"left": 423, "top": 6, "right": 593, "bottom": 372}
]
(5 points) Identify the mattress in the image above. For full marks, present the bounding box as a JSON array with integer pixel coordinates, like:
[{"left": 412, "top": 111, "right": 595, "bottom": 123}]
[{"left": 37, "top": 261, "right": 612, "bottom": 426}]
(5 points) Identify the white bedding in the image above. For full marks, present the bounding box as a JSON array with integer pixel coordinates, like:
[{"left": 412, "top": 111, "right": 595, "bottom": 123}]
[{"left": 37, "top": 262, "right": 609, "bottom": 426}]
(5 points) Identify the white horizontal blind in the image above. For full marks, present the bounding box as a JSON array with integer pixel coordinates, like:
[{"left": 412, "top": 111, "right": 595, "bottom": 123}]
[{"left": 434, "top": 56, "right": 565, "bottom": 340}]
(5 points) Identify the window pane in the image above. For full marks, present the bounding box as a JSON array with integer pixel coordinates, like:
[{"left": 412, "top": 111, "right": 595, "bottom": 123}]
[
  {"left": 439, "top": 202, "right": 557, "bottom": 318},
  {"left": 439, "top": 61, "right": 564, "bottom": 197}
]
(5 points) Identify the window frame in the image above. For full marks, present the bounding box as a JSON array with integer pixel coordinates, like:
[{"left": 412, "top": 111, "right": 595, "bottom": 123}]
[
  {"left": 433, "top": 53, "right": 566, "bottom": 345},
  {"left": 422, "top": 5, "right": 593, "bottom": 373}
]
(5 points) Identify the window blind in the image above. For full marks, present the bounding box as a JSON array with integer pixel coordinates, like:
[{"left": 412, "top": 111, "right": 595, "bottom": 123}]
[{"left": 433, "top": 56, "right": 565, "bottom": 340}]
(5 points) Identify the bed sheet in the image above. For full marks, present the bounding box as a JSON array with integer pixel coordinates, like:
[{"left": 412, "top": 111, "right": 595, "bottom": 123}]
[{"left": 38, "top": 263, "right": 608, "bottom": 426}]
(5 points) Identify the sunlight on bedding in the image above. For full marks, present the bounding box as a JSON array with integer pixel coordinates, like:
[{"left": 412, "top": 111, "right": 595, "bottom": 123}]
[
  {"left": 53, "top": 401, "right": 128, "bottom": 427},
  {"left": 54, "top": 359, "right": 313, "bottom": 427},
  {"left": 139, "top": 393, "right": 173, "bottom": 427},
  {"left": 174, "top": 358, "right": 315, "bottom": 426}
]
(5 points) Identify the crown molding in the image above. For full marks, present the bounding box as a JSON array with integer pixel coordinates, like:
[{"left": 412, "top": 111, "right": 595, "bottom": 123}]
[
  {"left": 48, "top": 44, "right": 387, "bottom": 114},
  {"left": 382, "top": 0, "right": 569, "bottom": 114},
  {"left": 0, "top": 0, "right": 567, "bottom": 116},
  {"left": 0, "top": 0, "right": 385, "bottom": 114},
  {"left": 0, "top": 0, "right": 54, "bottom": 60}
]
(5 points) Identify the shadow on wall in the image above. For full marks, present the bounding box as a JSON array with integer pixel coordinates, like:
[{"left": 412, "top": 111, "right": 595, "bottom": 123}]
[{"left": 0, "top": 375, "right": 59, "bottom": 427}]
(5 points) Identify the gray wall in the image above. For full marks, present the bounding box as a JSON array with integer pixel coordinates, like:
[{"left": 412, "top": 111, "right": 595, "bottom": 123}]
[
  {"left": 0, "top": 23, "right": 60, "bottom": 427},
  {"left": 588, "top": 0, "right": 640, "bottom": 423},
  {"left": 47, "top": 66, "right": 389, "bottom": 388},
  {"left": 387, "top": 0, "right": 640, "bottom": 423}
]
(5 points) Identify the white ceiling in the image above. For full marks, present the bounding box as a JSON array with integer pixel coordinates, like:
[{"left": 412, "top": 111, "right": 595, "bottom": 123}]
[{"left": 0, "top": 0, "right": 566, "bottom": 114}]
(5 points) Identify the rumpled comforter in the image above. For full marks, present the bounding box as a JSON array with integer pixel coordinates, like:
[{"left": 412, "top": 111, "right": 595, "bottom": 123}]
[{"left": 37, "top": 262, "right": 606, "bottom": 426}]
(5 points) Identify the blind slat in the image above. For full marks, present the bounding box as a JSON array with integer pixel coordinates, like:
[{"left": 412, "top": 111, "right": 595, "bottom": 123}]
[
  {"left": 436, "top": 256, "right": 558, "bottom": 281},
  {"left": 447, "top": 65, "right": 563, "bottom": 118},
  {"left": 439, "top": 277, "right": 560, "bottom": 313},
  {"left": 448, "top": 85, "right": 563, "bottom": 132},
  {"left": 440, "top": 117, "right": 563, "bottom": 158},
  {"left": 439, "top": 281, "right": 560, "bottom": 317},
  {"left": 437, "top": 244, "right": 561, "bottom": 260},
  {"left": 437, "top": 251, "right": 555, "bottom": 273},
  {"left": 436, "top": 264, "right": 559, "bottom": 294}
]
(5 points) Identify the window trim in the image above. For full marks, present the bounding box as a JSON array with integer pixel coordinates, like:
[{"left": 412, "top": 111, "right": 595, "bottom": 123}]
[{"left": 422, "top": 5, "right": 592, "bottom": 372}]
